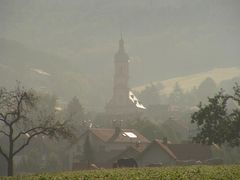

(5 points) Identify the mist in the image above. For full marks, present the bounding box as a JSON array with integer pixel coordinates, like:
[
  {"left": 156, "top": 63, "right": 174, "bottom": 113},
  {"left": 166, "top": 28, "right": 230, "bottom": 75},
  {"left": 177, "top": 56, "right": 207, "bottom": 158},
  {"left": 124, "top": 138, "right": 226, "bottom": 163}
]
[{"left": 0, "top": 0, "right": 240, "bottom": 177}]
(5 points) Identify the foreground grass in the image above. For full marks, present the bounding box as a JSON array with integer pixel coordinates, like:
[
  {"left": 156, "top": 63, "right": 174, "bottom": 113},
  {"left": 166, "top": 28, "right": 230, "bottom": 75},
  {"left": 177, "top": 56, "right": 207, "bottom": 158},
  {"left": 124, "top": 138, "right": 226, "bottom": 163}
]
[{"left": 2, "top": 165, "right": 240, "bottom": 180}]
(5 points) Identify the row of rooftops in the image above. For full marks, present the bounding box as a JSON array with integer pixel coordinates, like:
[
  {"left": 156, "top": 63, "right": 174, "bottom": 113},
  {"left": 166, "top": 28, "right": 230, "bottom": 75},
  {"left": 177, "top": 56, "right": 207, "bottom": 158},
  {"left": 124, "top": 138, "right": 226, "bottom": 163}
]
[
  {"left": 85, "top": 128, "right": 149, "bottom": 144},
  {"left": 80, "top": 128, "right": 214, "bottom": 162}
]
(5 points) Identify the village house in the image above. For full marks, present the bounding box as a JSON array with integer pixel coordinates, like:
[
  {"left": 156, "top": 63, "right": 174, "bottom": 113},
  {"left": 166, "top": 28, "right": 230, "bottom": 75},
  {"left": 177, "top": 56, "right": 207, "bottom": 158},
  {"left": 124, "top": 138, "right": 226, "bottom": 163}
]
[
  {"left": 167, "top": 143, "right": 212, "bottom": 163},
  {"left": 137, "top": 139, "right": 213, "bottom": 167},
  {"left": 137, "top": 139, "right": 177, "bottom": 166},
  {"left": 109, "top": 143, "right": 147, "bottom": 164},
  {"left": 70, "top": 126, "right": 219, "bottom": 169},
  {"left": 70, "top": 127, "right": 150, "bottom": 169}
]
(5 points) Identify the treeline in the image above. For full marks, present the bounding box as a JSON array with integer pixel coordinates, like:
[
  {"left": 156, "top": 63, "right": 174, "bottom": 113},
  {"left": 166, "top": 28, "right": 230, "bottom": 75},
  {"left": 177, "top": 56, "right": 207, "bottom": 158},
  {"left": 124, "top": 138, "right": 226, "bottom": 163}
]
[{"left": 138, "top": 76, "right": 240, "bottom": 108}]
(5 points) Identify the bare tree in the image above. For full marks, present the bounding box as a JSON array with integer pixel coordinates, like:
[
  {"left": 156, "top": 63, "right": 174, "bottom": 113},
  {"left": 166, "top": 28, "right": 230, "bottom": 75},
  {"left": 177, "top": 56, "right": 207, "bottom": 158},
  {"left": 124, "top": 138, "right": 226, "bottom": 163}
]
[{"left": 0, "top": 84, "right": 72, "bottom": 176}]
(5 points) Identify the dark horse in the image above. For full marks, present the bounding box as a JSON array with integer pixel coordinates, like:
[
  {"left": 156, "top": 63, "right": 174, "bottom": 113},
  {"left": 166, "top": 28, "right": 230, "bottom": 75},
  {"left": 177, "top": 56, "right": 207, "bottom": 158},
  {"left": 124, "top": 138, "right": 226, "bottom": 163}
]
[{"left": 114, "top": 158, "right": 138, "bottom": 168}]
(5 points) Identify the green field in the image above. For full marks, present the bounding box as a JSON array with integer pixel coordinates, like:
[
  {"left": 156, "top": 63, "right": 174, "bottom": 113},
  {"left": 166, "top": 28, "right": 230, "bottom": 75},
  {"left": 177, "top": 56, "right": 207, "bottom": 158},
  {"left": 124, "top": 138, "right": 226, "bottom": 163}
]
[{"left": 2, "top": 165, "right": 240, "bottom": 180}]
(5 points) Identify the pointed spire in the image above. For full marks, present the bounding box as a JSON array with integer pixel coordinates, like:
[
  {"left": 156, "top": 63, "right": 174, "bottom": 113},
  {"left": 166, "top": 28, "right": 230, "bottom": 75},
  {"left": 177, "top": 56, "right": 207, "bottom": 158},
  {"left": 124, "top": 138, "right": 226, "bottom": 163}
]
[
  {"left": 119, "top": 32, "right": 125, "bottom": 52},
  {"left": 114, "top": 33, "right": 129, "bottom": 62}
]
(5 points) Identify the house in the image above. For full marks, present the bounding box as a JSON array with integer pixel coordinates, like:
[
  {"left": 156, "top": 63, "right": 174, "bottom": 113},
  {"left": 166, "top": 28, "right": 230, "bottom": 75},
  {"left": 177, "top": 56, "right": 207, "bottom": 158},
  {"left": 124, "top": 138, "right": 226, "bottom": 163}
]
[
  {"left": 137, "top": 139, "right": 213, "bottom": 167},
  {"left": 109, "top": 143, "right": 147, "bottom": 164},
  {"left": 137, "top": 139, "right": 177, "bottom": 166},
  {"left": 167, "top": 143, "right": 212, "bottom": 162},
  {"left": 70, "top": 127, "right": 150, "bottom": 169}
]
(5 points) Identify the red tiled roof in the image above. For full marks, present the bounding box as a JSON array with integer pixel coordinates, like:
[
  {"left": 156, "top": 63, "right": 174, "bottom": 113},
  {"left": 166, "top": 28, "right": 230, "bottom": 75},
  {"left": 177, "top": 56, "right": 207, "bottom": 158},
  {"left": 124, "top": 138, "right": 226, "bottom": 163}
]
[
  {"left": 89, "top": 128, "right": 150, "bottom": 144},
  {"left": 138, "top": 139, "right": 177, "bottom": 160},
  {"left": 153, "top": 139, "right": 177, "bottom": 160},
  {"left": 167, "top": 143, "right": 212, "bottom": 161},
  {"left": 138, "top": 139, "right": 212, "bottom": 161}
]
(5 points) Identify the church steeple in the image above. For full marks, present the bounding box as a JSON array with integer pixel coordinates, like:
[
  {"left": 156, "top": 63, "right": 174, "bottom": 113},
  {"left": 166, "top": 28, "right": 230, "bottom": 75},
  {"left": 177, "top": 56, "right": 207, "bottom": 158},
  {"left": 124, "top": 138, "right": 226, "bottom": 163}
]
[
  {"left": 105, "top": 36, "right": 146, "bottom": 115},
  {"left": 115, "top": 34, "right": 129, "bottom": 62},
  {"left": 118, "top": 33, "right": 125, "bottom": 53}
]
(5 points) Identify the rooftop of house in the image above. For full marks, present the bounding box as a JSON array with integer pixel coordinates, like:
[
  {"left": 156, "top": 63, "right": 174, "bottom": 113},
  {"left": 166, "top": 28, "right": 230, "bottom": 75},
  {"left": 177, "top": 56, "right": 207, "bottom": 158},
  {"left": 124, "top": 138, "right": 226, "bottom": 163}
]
[
  {"left": 139, "top": 139, "right": 213, "bottom": 161},
  {"left": 88, "top": 128, "right": 150, "bottom": 144},
  {"left": 167, "top": 143, "right": 212, "bottom": 161},
  {"left": 152, "top": 139, "right": 177, "bottom": 160}
]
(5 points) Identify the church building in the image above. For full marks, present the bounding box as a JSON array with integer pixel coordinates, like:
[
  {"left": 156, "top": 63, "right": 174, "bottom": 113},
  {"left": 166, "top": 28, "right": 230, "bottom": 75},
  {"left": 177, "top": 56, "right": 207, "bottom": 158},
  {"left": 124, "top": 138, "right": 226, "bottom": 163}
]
[{"left": 105, "top": 36, "right": 146, "bottom": 115}]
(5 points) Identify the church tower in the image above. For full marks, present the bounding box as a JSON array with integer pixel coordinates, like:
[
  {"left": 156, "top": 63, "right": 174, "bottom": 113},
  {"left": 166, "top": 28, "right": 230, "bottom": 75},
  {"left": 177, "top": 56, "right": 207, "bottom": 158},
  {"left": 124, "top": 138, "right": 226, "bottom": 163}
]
[
  {"left": 113, "top": 35, "right": 129, "bottom": 106},
  {"left": 105, "top": 36, "right": 145, "bottom": 115}
]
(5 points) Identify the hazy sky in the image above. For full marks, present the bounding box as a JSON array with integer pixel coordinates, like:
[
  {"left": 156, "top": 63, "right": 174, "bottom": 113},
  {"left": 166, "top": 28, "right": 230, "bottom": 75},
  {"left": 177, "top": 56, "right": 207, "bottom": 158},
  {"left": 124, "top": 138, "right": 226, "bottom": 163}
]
[{"left": 1, "top": 0, "right": 240, "bottom": 85}]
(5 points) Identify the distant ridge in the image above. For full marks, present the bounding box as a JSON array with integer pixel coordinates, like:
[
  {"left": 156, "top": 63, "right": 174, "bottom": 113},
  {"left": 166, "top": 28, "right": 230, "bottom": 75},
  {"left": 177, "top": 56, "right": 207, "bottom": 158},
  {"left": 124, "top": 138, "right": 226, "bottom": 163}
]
[{"left": 133, "top": 67, "right": 240, "bottom": 95}]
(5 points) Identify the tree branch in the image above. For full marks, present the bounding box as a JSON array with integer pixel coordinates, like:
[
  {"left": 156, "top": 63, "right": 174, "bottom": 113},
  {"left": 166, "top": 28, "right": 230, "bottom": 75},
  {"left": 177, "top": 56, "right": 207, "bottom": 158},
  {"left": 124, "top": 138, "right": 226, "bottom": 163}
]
[
  {"left": 9, "top": 92, "right": 27, "bottom": 126},
  {"left": 0, "top": 145, "right": 9, "bottom": 161},
  {"left": 0, "top": 115, "right": 10, "bottom": 126},
  {"left": 0, "top": 113, "right": 4, "bottom": 119},
  {"left": 0, "top": 130, "right": 9, "bottom": 137},
  {"left": 13, "top": 127, "right": 57, "bottom": 156},
  {"left": 13, "top": 131, "right": 44, "bottom": 156},
  {"left": 13, "top": 126, "right": 45, "bottom": 142}
]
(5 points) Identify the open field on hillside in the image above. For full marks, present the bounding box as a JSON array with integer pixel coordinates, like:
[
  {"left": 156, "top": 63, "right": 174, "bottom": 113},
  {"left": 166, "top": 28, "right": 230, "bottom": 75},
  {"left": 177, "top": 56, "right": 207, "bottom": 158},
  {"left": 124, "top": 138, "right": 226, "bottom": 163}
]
[
  {"left": 2, "top": 165, "right": 240, "bottom": 180},
  {"left": 133, "top": 67, "right": 240, "bottom": 95}
]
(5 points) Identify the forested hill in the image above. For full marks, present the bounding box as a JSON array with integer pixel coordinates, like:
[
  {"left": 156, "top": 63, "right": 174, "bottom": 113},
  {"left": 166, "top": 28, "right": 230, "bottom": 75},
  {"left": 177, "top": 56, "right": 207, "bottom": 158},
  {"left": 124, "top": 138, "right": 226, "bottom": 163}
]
[
  {"left": 1, "top": 0, "right": 240, "bottom": 85},
  {"left": 1, "top": 0, "right": 240, "bottom": 110},
  {"left": 0, "top": 38, "right": 239, "bottom": 111},
  {"left": 0, "top": 38, "right": 107, "bottom": 110},
  {"left": 134, "top": 67, "right": 240, "bottom": 95}
]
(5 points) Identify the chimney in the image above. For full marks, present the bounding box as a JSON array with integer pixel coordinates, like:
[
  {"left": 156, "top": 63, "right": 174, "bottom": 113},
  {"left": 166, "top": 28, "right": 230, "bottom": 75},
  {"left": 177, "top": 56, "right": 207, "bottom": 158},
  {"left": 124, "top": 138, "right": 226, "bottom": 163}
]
[
  {"left": 115, "top": 126, "right": 121, "bottom": 135},
  {"left": 163, "top": 137, "right": 168, "bottom": 145},
  {"left": 112, "top": 119, "right": 122, "bottom": 135},
  {"left": 108, "top": 126, "right": 121, "bottom": 142},
  {"left": 109, "top": 120, "right": 122, "bottom": 142}
]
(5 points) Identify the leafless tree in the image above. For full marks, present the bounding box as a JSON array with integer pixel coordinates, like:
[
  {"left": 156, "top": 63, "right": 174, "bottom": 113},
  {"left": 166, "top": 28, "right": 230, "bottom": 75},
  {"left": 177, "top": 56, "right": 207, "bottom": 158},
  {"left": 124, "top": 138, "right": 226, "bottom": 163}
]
[{"left": 0, "top": 84, "right": 72, "bottom": 176}]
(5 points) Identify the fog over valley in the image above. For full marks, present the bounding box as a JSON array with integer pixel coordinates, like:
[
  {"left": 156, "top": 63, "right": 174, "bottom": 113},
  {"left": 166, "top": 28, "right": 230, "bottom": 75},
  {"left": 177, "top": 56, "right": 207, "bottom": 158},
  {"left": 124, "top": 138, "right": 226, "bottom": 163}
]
[
  {"left": 1, "top": 0, "right": 240, "bottom": 111},
  {"left": 0, "top": 1, "right": 240, "bottom": 177}
]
